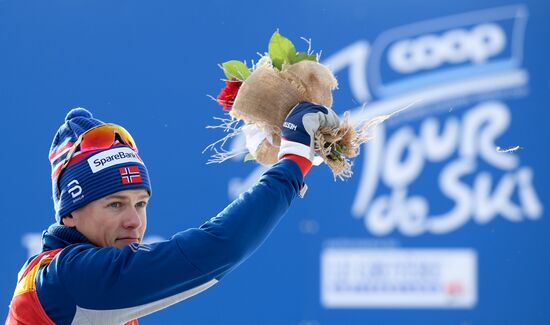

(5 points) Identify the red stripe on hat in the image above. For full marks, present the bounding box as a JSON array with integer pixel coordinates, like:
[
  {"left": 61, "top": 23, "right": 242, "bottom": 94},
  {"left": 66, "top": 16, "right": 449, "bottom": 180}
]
[
  {"left": 52, "top": 145, "right": 139, "bottom": 180},
  {"left": 50, "top": 151, "right": 92, "bottom": 180},
  {"left": 48, "top": 142, "right": 74, "bottom": 161},
  {"left": 51, "top": 164, "right": 64, "bottom": 180},
  {"left": 65, "top": 152, "right": 90, "bottom": 168}
]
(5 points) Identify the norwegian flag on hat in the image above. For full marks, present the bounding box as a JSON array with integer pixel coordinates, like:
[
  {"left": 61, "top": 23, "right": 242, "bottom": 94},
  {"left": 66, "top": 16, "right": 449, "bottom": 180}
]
[{"left": 119, "top": 166, "right": 142, "bottom": 184}]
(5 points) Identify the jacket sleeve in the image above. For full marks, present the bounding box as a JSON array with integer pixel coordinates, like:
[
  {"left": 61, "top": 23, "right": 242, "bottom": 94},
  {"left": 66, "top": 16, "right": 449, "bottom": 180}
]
[{"left": 38, "top": 159, "right": 303, "bottom": 323}]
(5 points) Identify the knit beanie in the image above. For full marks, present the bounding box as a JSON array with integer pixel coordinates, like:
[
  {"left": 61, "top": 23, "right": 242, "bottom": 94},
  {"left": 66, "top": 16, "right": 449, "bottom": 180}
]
[{"left": 49, "top": 108, "right": 151, "bottom": 223}]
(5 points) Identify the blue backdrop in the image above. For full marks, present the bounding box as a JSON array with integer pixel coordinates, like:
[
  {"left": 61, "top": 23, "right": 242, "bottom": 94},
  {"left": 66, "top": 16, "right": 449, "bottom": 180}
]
[{"left": 1, "top": 0, "right": 549, "bottom": 324}]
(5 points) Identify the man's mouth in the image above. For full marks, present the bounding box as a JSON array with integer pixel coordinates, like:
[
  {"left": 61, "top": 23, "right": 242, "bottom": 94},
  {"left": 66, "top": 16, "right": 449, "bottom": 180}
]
[{"left": 116, "top": 237, "right": 140, "bottom": 245}]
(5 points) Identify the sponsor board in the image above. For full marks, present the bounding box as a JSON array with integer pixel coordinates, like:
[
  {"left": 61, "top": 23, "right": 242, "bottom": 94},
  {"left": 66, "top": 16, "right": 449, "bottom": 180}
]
[{"left": 321, "top": 247, "right": 477, "bottom": 308}]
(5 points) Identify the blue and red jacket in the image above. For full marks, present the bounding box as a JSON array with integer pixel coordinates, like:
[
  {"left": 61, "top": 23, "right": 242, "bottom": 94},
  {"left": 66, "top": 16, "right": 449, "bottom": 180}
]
[{"left": 6, "top": 159, "right": 303, "bottom": 324}]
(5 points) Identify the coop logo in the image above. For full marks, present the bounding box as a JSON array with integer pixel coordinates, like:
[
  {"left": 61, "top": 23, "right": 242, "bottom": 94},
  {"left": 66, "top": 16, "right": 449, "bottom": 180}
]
[
  {"left": 388, "top": 23, "right": 506, "bottom": 74},
  {"left": 87, "top": 147, "right": 142, "bottom": 173},
  {"left": 369, "top": 5, "right": 527, "bottom": 97}
]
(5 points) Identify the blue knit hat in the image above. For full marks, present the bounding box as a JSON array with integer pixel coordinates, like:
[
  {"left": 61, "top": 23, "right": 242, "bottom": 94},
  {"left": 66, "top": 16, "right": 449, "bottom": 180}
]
[{"left": 50, "top": 108, "right": 151, "bottom": 223}]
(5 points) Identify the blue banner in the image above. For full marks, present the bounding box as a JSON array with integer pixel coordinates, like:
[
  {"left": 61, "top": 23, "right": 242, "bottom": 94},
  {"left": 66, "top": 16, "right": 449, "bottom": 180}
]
[{"left": 1, "top": 0, "right": 548, "bottom": 324}]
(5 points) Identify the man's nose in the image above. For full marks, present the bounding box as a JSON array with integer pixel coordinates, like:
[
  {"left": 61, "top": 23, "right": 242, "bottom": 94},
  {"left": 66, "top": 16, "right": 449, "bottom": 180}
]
[{"left": 122, "top": 208, "right": 142, "bottom": 229}]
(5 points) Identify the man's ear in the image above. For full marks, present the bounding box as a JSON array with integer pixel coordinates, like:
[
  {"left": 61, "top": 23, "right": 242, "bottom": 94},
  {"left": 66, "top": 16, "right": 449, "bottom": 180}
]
[{"left": 62, "top": 214, "right": 77, "bottom": 227}]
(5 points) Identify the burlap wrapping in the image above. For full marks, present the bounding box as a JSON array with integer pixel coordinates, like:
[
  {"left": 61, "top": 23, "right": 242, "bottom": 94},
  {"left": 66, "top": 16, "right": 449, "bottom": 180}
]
[
  {"left": 231, "top": 60, "right": 339, "bottom": 165},
  {"left": 280, "top": 60, "right": 337, "bottom": 108},
  {"left": 254, "top": 134, "right": 281, "bottom": 165},
  {"left": 230, "top": 64, "right": 302, "bottom": 133}
]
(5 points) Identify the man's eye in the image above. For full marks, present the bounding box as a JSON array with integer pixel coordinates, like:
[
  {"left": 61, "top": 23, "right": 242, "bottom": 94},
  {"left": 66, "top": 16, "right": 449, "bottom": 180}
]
[
  {"left": 108, "top": 202, "right": 122, "bottom": 208},
  {"left": 136, "top": 201, "right": 147, "bottom": 208}
]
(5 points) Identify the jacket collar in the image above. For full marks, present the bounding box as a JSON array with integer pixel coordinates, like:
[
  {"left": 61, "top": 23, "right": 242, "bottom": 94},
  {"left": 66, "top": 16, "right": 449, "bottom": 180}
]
[{"left": 41, "top": 223, "right": 91, "bottom": 252}]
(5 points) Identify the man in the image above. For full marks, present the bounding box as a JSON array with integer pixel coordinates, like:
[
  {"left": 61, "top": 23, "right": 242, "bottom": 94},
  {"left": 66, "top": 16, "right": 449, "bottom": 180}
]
[{"left": 6, "top": 102, "right": 340, "bottom": 324}]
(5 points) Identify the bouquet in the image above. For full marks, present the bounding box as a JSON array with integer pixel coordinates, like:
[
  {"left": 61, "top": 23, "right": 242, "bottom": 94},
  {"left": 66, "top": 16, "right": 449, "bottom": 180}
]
[{"left": 207, "top": 31, "right": 388, "bottom": 179}]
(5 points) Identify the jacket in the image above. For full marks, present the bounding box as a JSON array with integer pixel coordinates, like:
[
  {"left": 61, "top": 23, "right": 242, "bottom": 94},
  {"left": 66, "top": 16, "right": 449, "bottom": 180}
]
[{"left": 6, "top": 159, "right": 303, "bottom": 324}]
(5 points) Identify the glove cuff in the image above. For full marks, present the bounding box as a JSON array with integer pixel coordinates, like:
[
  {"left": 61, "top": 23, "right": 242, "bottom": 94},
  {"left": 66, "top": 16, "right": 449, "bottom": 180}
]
[
  {"left": 282, "top": 154, "right": 312, "bottom": 176},
  {"left": 278, "top": 138, "right": 313, "bottom": 162}
]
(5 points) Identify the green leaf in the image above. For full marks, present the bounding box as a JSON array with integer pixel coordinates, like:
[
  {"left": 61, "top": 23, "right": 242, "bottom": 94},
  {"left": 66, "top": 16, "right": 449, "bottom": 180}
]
[
  {"left": 290, "top": 52, "right": 317, "bottom": 64},
  {"left": 268, "top": 31, "right": 296, "bottom": 70},
  {"left": 244, "top": 153, "right": 256, "bottom": 162},
  {"left": 222, "top": 60, "right": 251, "bottom": 81}
]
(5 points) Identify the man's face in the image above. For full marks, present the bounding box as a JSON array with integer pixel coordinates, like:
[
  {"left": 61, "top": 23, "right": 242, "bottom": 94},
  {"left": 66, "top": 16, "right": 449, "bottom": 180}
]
[{"left": 62, "top": 189, "right": 149, "bottom": 249}]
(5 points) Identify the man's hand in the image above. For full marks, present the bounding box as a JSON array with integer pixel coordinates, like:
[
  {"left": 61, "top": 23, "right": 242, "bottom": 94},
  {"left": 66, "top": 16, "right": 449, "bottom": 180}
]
[{"left": 278, "top": 102, "right": 340, "bottom": 175}]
